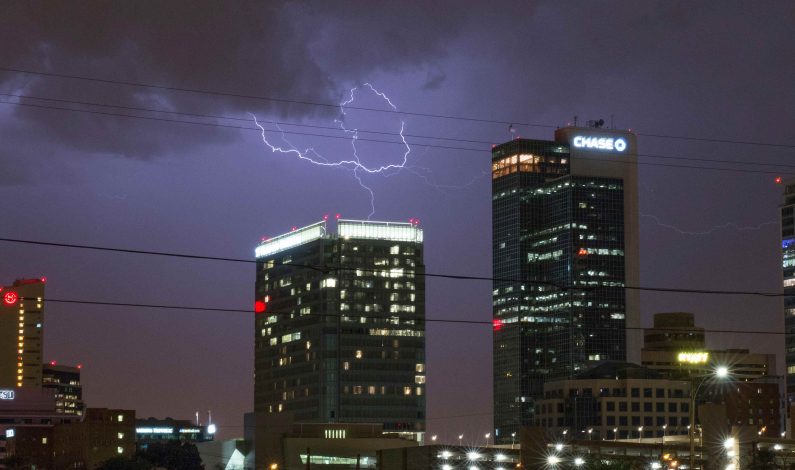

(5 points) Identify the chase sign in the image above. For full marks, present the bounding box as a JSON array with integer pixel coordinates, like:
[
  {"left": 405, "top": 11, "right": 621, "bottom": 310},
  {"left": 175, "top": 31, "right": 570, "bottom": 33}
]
[
  {"left": 0, "top": 389, "right": 15, "bottom": 400},
  {"left": 573, "top": 136, "right": 627, "bottom": 152}
]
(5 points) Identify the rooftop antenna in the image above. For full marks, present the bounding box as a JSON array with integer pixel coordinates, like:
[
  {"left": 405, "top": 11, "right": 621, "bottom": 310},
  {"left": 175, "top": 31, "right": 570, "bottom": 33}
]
[
  {"left": 208, "top": 410, "right": 212, "bottom": 425},
  {"left": 573, "top": 115, "right": 578, "bottom": 127},
  {"left": 508, "top": 123, "right": 516, "bottom": 139},
  {"left": 195, "top": 410, "right": 199, "bottom": 426}
]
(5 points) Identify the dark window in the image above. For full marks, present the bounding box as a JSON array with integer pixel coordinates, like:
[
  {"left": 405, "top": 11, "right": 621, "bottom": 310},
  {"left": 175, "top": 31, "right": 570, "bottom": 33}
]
[
  {"left": 656, "top": 388, "right": 664, "bottom": 398},
  {"left": 643, "top": 388, "right": 652, "bottom": 398},
  {"left": 606, "top": 402, "right": 615, "bottom": 411},
  {"left": 644, "top": 402, "right": 652, "bottom": 412},
  {"left": 644, "top": 416, "right": 653, "bottom": 426},
  {"left": 607, "top": 416, "right": 615, "bottom": 426},
  {"left": 631, "top": 388, "right": 640, "bottom": 397},
  {"left": 619, "top": 402, "right": 627, "bottom": 412},
  {"left": 619, "top": 416, "right": 628, "bottom": 426},
  {"left": 656, "top": 402, "right": 664, "bottom": 412},
  {"left": 631, "top": 416, "right": 640, "bottom": 426},
  {"left": 669, "top": 403, "right": 677, "bottom": 413},
  {"left": 631, "top": 402, "right": 640, "bottom": 412}
]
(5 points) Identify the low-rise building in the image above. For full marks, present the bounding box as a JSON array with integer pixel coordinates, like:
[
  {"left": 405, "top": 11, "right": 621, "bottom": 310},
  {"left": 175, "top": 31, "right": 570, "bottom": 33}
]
[
  {"left": 42, "top": 362, "right": 84, "bottom": 416},
  {"left": 52, "top": 408, "right": 136, "bottom": 469},
  {"left": 534, "top": 361, "right": 692, "bottom": 440},
  {"left": 378, "top": 445, "right": 519, "bottom": 470}
]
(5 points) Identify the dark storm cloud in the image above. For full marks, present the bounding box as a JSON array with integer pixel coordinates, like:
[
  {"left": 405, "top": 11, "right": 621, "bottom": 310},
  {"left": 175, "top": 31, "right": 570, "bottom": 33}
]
[{"left": 0, "top": 1, "right": 469, "bottom": 183}]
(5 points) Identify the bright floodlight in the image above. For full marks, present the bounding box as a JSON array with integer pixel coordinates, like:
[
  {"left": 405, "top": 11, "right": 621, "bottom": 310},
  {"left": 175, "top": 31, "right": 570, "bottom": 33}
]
[
  {"left": 207, "top": 424, "right": 217, "bottom": 435},
  {"left": 495, "top": 453, "right": 507, "bottom": 461},
  {"left": 574, "top": 457, "right": 585, "bottom": 466},
  {"left": 466, "top": 452, "right": 481, "bottom": 461},
  {"left": 716, "top": 366, "right": 729, "bottom": 378},
  {"left": 651, "top": 463, "right": 662, "bottom": 470},
  {"left": 724, "top": 437, "right": 735, "bottom": 449},
  {"left": 547, "top": 455, "right": 561, "bottom": 466},
  {"left": 774, "top": 444, "right": 783, "bottom": 451},
  {"left": 555, "top": 443, "right": 564, "bottom": 451},
  {"left": 441, "top": 450, "right": 452, "bottom": 459},
  {"left": 442, "top": 465, "right": 452, "bottom": 470}
]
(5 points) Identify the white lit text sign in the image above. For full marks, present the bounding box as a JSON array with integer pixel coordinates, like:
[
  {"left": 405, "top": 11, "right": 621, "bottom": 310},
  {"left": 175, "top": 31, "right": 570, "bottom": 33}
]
[
  {"left": 0, "top": 390, "right": 14, "bottom": 400},
  {"left": 677, "top": 352, "right": 709, "bottom": 364},
  {"left": 572, "top": 136, "right": 627, "bottom": 152}
]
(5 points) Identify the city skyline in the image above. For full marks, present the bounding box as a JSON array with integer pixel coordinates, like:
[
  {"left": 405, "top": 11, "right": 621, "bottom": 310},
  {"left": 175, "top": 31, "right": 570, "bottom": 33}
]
[{"left": 0, "top": 2, "right": 793, "bottom": 446}]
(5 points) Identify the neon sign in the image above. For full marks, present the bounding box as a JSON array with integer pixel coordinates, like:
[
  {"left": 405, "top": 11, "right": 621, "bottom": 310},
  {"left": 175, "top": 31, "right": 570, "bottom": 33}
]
[
  {"left": 3, "top": 291, "right": 18, "bottom": 306},
  {"left": 677, "top": 352, "right": 709, "bottom": 364},
  {"left": 572, "top": 136, "right": 627, "bottom": 152},
  {"left": 0, "top": 389, "right": 15, "bottom": 400}
]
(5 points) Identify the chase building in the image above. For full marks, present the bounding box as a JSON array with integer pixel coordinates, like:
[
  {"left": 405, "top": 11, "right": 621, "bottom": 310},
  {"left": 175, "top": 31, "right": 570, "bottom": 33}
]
[
  {"left": 253, "top": 218, "right": 425, "bottom": 464},
  {"left": 491, "top": 126, "right": 639, "bottom": 442}
]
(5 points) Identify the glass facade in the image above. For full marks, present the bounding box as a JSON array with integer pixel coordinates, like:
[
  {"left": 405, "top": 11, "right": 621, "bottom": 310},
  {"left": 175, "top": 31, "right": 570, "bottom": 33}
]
[
  {"left": 492, "top": 136, "right": 629, "bottom": 443},
  {"left": 255, "top": 220, "right": 425, "bottom": 437},
  {"left": 782, "top": 182, "right": 795, "bottom": 401}
]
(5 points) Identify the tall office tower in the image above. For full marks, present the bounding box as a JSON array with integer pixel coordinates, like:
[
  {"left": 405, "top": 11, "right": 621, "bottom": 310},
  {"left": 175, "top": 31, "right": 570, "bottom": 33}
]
[
  {"left": 0, "top": 279, "right": 45, "bottom": 388},
  {"left": 491, "top": 126, "right": 639, "bottom": 442},
  {"left": 781, "top": 181, "right": 795, "bottom": 402},
  {"left": 42, "top": 363, "right": 84, "bottom": 416},
  {"left": 254, "top": 219, "right": 425, "bottom": 439}
]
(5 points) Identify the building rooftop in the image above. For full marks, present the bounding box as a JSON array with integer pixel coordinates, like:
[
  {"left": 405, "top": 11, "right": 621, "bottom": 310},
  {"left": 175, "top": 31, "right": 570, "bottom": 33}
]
[
  {"left": 573, "top": 361, "right": 663, "bottom": 380},
  {"left": 255, "top": 219, "right": 422, "bottom": 258}
]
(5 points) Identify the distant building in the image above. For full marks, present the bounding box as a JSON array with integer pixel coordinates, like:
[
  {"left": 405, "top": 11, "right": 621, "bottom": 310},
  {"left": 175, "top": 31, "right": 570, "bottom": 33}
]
[
  {"left": 52, "top": 408, "right": 136, "bottom": 469},
  {"left": 491, "top": 126, "right": 640, "bottom": 443},
  {"left": 135, "top": 417, "right": 215, "bottom": 447},
  {"left": 782, "top": 181, "right": 795, "bottom": 402},
  {"left": 0, "top": 387, "right": 79, "bottom": 463},
  {"left": 0, "top": 278, "right": 46, "bottom": 388},
  {"left": 42, "top": 362, "right": 84, "bottom": 416},
  {"left": 534, "top": 361, "right": 691, "bottom": 440},
  {"left": 641, "top": 312, "right": 775, "bottom": 381},
  {"left": 254, "top": 219, "right": 426, "bottom": 466}
]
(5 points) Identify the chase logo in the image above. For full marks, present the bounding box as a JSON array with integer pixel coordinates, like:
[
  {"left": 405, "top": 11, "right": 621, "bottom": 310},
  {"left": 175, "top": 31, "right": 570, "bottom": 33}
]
[
  {"left": 0, "top": 389, "right": 15, "bottom": 400},
  {"left": 572, "top": 136, "right": 627, "bottom": 152}
]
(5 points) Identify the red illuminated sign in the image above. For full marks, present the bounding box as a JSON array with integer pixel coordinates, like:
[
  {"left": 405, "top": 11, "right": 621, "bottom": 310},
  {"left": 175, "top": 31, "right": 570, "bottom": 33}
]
[
  {"left": 493, "top": 319, "right": 504, "bottom": 331},
  {"left": 3, "top": 291, "right": 18, "bottom": 306},
  {"left": 254, "top": 301, "right": 267, "bottom": 314}
]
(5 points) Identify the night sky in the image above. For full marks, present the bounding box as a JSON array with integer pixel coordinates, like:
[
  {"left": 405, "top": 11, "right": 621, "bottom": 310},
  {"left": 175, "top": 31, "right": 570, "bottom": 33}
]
[{"left": 1, "top": 2, "right": 794, "bottom": 443}]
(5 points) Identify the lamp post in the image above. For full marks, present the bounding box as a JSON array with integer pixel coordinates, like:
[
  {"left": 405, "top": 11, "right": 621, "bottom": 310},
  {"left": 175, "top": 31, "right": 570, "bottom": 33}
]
[
  {"left": 688, "top": 365, "right": 730, "bottom": 470},
  {"left": 511, "top": 432, "right": 517, "bottom": 449}
]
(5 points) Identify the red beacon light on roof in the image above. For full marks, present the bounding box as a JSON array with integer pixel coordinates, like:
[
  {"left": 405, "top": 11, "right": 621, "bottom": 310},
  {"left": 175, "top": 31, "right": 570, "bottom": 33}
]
[
  {"left": 50, "top": 360, "right": 56, "bottom": 366},
  {"left": 40, "top": 277, "right": 47, "bottom": 283},
  {"left": 776, "top": 176, "right": 783, "bottom": 184},
  {"left": 323, "top": 214, "right": 329, "bottom": 221},
  {"left": 335, "top": 213, "right": 341, "bottom": 219},
  {"left": 76, "top": 364, "right": 83, "bottom": 369},
  {"left": 291, "top": 226, "right": 297, "bottom": 231}
]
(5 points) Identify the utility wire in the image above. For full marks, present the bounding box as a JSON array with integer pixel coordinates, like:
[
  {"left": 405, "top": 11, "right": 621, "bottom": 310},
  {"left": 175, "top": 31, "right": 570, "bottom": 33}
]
[
  {"left": 18, "top": 296, "right": 790, "bottom": 336},
  {"left": 0, "top": 97, "right": 793, "bottom": 177},
  {"left": 0, "top": 237, "right": 786, "bottom": 297},
  {"left": 3, "top": 91, "right": 795, "bottom": 172},
  {"left": 1, "top": 66, "right": 793, "bottom": 150}
]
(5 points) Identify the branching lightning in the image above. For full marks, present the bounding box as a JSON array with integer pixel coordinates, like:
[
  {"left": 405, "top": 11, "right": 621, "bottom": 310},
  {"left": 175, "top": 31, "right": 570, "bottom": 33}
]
[
  {"left": 252, "top": 83, "right": 410, "bottom": 219},
  {"left": 641, "top": 213, "right": 777, "bottom": 236}
]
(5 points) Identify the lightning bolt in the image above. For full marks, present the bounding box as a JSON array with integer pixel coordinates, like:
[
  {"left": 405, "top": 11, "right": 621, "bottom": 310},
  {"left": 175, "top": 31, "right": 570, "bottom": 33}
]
[
  {"left": 252, "top": 83, "right": 410, "bottom": 220},
  {"left": 641, "top": 213, "right": 777, "bottom": 236}
]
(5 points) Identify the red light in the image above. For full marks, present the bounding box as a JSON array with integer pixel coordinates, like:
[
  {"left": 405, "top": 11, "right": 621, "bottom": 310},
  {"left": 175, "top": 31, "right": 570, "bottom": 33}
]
[
  {"left": 776, "top": 177, "right": 783, "bottom": 184},
  {"left": 3, "top": 291, "right": 18, "bottom": 305},
  {"left": 254, "top": 301, "right": 267, "bottom": 314},
  {"left": 76, "top": 364, "right": 83, "bottom": 369},
  {"left": 50, "top": 361, "right": 56, "bottom": 366},
  {"left": 291, "top": 226, "right": 297, "bottom": 231},
  {"left": 491, "top": 144, "right": 496, "bottom": 148},
  {"left": 335, "top": 213, "right": 341, "bottom": 219},
  {"left": 578, "top": 248, "right": 588, "bottom": 256},
  {"left": 323, "top": 214, "right": 329, "bottom": 221},
  {"left": 40, "top": 277, "right": 47, "bottom": 283},
  {"left": 493, "top": 319, "right": 504, "bottom": 331}
]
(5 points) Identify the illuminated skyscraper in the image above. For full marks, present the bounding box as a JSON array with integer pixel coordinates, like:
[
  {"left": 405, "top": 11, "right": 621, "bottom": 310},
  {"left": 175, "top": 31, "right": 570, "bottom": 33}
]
[
  {"left": 781, "top": 181, "right": 795, "bottom": 401},
  {"left": 491, "top": 126, "right": 639, "bottom": 442},
  {"left": 0, "top": 279, "right": 45, "bottom": 389},
  {"left": 253, "top": 219, "right": 425, "bottom": 448}
]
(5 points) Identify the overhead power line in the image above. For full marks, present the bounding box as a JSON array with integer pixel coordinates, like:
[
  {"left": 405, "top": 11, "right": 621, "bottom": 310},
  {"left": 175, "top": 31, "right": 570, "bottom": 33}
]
[
  {"left": 1, "top": 66, "right": 793, "bottom": 150},
  {"left": 19, "top": 296, "right": 790, "bottom": 336},
  {"left": 0, "top": 237, "right": 785, "bottom": 297},
  {"left": 3, "top": 91, "right": 795, "bottom": 172},
  {"left": 0, "top": 97, "right": 793, "bottom": 177}
]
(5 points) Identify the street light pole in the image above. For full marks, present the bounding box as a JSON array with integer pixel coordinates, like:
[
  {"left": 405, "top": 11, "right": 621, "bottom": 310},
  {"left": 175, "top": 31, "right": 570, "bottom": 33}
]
[{"left": 689, "top": 366, "right": 729, "bottom": 470}]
